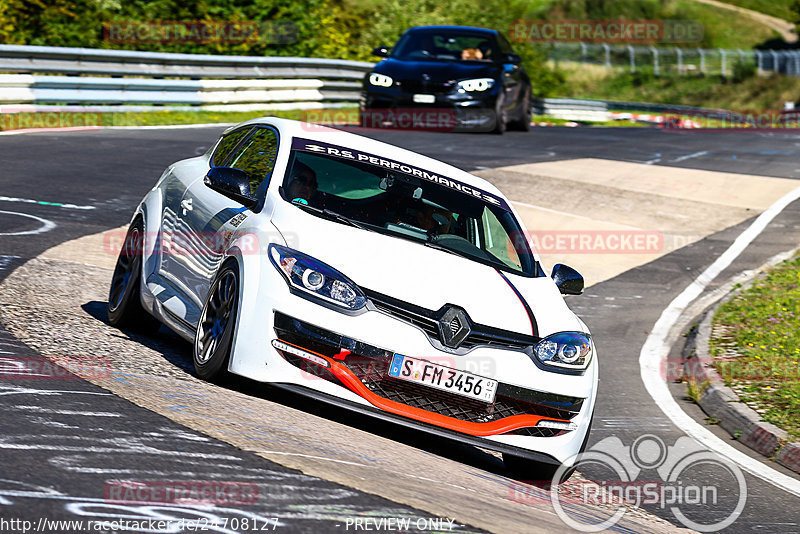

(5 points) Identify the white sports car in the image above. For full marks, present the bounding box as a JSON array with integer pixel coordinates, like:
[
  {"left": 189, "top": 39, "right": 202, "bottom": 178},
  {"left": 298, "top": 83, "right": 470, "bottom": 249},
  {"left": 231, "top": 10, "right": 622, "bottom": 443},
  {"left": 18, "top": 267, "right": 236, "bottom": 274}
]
[{"left": 108, "top": 117, "right": 597, "bottom": 478}]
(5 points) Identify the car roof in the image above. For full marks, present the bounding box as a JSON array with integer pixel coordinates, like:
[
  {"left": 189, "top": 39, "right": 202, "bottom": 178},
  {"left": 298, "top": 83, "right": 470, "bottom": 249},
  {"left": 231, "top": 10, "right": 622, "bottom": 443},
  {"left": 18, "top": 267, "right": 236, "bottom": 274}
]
[
  {"left": 405, "top": 25, "right": 499, "bottom": 36},
  {"left": 226, "top": 117, "right": 507, "bottom": 199}
]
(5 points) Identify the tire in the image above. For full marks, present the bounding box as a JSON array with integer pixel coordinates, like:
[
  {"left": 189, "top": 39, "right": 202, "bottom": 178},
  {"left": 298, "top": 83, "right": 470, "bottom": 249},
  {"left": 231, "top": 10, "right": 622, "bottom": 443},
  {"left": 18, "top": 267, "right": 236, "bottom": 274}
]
[
  {"left": 509, "top": 92, "right": 532, "bottom": 132},
  {"left": 492, "top": 95, "right": 506, "bottom": 135},
  {"left": 194, "top": 263, "right": 239, "bottom": 381},
  {"left": 107, "top": 218, "right": 158, "bottom": 330},
  {"left": 504, "top": 410, "right": 594, "bottom": 484}
]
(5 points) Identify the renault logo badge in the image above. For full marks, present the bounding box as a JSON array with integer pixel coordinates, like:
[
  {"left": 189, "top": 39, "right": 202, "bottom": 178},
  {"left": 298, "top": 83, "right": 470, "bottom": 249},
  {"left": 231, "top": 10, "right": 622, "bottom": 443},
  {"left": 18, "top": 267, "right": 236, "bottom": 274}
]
[{"left": 437, "top": 306, "right": 471, "bottom": 349}]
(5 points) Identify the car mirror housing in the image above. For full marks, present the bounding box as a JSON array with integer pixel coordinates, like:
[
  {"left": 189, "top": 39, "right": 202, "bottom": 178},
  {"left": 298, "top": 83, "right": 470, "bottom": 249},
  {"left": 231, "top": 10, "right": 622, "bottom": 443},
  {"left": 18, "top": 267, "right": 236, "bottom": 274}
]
[
  {"left": 372, "top": 46, "right": 390, "bottom": 58},
  {"left": 551, "top": 263, "right": 584, "bottom": 295},
  {"left": 205, "top": 167, "right": 258, "bottom": 209},
  {"left": 504, "top": 53, "right": 522, "bottom": 65}
]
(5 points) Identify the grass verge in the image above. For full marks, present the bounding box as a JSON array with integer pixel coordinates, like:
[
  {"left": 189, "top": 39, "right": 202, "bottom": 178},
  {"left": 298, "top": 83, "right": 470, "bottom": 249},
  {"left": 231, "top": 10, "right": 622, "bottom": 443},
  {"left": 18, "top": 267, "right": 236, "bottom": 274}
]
[
  {"left": 709, "top": 255, "right": 800, "bottom": 441},
  {"left": 562, "top": 64, "right": 800, "bottom": 112},
  {"left": 0, "top": 108, "right": 360, "bottom": 131}
]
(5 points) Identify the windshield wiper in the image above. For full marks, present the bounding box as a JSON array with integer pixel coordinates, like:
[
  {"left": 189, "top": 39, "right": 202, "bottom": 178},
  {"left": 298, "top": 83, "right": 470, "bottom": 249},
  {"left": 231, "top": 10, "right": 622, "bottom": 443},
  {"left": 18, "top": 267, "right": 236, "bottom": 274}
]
[
  {"left": 292, "top": 201, "right": 374, "bottom": 233},
  {"left": 422, "top": 240, "right": 463, "bottom": 259}
]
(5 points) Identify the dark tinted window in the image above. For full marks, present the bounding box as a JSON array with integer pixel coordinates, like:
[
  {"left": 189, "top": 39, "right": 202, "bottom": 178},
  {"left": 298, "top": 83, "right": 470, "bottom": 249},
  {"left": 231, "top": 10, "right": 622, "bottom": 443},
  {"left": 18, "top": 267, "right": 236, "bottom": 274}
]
[
  {"left": 211, "top": 127, "right": 252, "bottom": 166},
  {"left": 281, "top": 150, "right": 537, "bottom": 276},
  {"left": 227, "top": 127, "right": 279, "bottom": 195},
  {"left": 391, "top": 30, "right": 497, "bottom": 62},
  {"left": 497, "top": 33, "right": 514, "bottom": 55}
]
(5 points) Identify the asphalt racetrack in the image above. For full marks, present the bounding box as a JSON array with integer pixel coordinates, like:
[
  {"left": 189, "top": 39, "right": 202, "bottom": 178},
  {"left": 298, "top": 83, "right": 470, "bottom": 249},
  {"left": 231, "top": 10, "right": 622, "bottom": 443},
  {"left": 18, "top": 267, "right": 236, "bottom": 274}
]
[{"left": 1, "top": 124, "right": 800, "bottom": 533}]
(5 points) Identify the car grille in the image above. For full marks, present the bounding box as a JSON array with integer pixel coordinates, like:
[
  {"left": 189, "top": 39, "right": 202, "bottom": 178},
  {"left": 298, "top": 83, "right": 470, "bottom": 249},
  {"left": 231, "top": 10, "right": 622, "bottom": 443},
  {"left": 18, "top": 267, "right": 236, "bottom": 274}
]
[
  {"left": 364, "top": 288, "right": 536, "bottom": 352},
  {"left": 273, "top": 312, "right": 583, "bottom": 437},
  {"left": 397, "top": 79, "right": 455, "bottom": 95}
]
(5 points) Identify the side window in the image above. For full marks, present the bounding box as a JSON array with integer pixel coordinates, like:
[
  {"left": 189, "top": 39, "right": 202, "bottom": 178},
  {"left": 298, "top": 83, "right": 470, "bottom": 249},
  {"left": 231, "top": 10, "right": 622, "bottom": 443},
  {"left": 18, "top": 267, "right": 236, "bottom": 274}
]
[
  {"left": 227, "top": 128, "right": 279, "bottom": 195},
  {"left": 481, "top": 207, "right": 521, "bottom": 270},
  {"left": 497, "top": 34, "right": 513, "bottom": 55},
  {"left": 211, "top": 127, "right": 252, "bottom": 167}
]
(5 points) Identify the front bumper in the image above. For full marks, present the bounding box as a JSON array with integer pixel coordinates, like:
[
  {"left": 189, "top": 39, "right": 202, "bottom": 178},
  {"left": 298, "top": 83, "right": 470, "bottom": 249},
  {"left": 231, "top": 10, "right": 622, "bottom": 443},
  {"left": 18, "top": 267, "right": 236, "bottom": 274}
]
[
  {"left": 361, "top": 87, "right": 499, "bottom": 130},
  {"left": 272, "top": 312, "right": 586, "bottom": 443},
  {"left": 230, "top": 258, "right": 597, "bottom": 465}
]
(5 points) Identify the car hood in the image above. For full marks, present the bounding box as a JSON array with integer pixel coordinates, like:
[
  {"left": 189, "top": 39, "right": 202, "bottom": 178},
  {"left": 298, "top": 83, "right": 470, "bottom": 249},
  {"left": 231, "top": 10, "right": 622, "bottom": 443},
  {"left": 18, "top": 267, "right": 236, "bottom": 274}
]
[
  {"left": 374, "top": 58, "right": 498, "bottom": 83},
  {"left": 271, "top": 202, "right": 582, "bottom": 338}
]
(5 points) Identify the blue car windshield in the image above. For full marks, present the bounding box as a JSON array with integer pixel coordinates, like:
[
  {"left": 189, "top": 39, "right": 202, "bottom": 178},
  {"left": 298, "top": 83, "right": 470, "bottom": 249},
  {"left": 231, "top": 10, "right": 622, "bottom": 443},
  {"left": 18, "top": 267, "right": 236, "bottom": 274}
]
[
  {"left": 390, "top": 30, "right": 497, "bottom": 62},
  {"left": 281, "top": 146, "right": 540, "bottom": 277}
]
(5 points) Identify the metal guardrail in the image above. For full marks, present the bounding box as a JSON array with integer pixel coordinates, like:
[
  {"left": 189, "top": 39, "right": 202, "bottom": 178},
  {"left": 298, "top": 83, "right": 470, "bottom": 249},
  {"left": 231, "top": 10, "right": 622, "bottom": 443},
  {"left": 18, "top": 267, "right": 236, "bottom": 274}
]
[
  {"left": 0, "top": 45, "right": 374, "bottom": 111},
  {"left": 549, "top": 42, "right": 800, "bottom": 78},
  {"left": 533, "top": 97, "right": 726, "bottom": 122}
]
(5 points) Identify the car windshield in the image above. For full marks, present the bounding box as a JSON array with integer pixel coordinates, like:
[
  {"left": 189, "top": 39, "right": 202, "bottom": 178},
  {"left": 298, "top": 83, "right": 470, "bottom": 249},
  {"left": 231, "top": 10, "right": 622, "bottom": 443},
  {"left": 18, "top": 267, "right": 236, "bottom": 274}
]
[
  {"left": 390, "top": 29, "right": 497, "bottom": 62},
  {"left": 281, "top": 143, "right": 539, "bottom": 277}
]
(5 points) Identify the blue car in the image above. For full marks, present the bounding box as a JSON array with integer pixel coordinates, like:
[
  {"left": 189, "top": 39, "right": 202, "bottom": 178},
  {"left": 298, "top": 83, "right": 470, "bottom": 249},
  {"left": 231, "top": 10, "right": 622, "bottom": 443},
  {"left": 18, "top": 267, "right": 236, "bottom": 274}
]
[{"left": 361, "top": 25, "right": 532, "bottom": 134}]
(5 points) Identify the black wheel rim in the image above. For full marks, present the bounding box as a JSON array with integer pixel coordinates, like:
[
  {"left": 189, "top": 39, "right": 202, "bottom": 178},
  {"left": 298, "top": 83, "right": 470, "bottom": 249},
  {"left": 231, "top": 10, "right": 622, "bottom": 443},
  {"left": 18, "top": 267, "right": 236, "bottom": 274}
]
[
  {"left": 196, "top": 270, "right": 236, "bottom": 364},
  {"left": 109, "top": 227, "right": 140, "bottom": 311}
]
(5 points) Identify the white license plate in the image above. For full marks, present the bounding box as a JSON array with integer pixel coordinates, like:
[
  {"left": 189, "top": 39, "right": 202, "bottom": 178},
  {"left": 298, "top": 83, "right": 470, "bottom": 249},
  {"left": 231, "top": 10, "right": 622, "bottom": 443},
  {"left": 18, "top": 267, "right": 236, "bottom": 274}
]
[
  {"left": 413, "top": 94, "right": 435, "bottom": 104},
  {"left": 388, "top": 354, "right": 497, "bottom": 403}
]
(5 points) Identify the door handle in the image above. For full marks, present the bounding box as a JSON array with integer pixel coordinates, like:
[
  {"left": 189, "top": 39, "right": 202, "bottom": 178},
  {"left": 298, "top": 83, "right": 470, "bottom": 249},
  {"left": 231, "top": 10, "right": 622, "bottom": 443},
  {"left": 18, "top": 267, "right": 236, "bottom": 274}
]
[{"left": 181, "top": 198, "right": 193, "bottom": 216}]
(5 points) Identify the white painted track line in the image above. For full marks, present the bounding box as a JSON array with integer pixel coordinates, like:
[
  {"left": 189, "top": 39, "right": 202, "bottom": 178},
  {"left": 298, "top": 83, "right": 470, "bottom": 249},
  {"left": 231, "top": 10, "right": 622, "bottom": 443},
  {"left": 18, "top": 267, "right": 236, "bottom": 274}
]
[{"left": 640, "top": 184, "right": 800, "bottom": 498}]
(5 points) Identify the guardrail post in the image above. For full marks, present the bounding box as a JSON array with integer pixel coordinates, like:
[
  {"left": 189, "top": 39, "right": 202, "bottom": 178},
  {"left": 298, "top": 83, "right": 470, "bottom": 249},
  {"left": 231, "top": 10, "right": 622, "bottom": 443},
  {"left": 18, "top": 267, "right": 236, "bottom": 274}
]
[
  {"left": 602, "top": 43, "right": 610, "bottom": 69},
  {"left": 699, "top": 48, "right": 706, "bottom": 74},
  {"left": 676, "top": 48, "right": 682, "bottom": 75},
  {"left": 628, "top": 45, "right": 635, "bottom": 72},
  {"left": 651, "top": 46, "right": 659, "bottom": 75},
  {"left": 755, "top": 50, "right": 763, "bottom": 73},
  {"left": 771, "top": 50, "right": 779, "bottom": 73},
  {"left": 580, "top": 42, "right": 587, "bottom": 63},
  {"left": 720, "top": 49, "right": 727, "bottom": 77}
]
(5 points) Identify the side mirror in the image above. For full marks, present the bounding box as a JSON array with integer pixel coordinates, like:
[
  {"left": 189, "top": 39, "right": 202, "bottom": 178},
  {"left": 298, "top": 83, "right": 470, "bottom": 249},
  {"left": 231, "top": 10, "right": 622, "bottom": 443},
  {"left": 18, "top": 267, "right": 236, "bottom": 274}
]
[
  {"left": 551, "top": 263, "right": 584, "bottom": 295},
  {"left": 504, "top": 53, "right": 522, "bottom": 65},
  {"left": 372, "top": 46, "right": 390, "bottom": 58},
  {"left": 205, "top": 167, "right": 258, "bottom": 209}
]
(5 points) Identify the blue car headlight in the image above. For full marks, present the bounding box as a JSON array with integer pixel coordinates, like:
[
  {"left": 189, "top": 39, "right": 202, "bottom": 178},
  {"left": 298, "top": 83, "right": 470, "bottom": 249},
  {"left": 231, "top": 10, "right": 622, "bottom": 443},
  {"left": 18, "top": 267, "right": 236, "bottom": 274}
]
[
  {"left": 269, "top": 244, "right": 366, "bottom": 310},
  {"left": 457, "top": 78, "right": 495, "bottom": 92},
  {"left": 533, "top": 332, "right": 593, "bottom": 371},
  {"left": 369, "top": 73, "right": 393, "bottom": 87}
]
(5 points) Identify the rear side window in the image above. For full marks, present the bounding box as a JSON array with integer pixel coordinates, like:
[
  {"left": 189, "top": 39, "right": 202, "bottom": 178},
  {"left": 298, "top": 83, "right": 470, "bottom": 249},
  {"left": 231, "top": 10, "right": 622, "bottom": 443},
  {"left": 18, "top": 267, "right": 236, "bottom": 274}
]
[
  {"left": 211, "top": 127, "right": 252, "bottom": 167},
  {"left": 227, "top": 128, "right": 279, "bottom": 195}
]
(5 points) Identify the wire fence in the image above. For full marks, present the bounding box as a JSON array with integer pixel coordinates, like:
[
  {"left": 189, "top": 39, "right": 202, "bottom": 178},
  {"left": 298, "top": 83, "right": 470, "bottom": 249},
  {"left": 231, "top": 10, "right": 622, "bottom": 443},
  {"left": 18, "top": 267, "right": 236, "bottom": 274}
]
[{"left": 546, "top": 43, "right": 800, "bottom": 77}]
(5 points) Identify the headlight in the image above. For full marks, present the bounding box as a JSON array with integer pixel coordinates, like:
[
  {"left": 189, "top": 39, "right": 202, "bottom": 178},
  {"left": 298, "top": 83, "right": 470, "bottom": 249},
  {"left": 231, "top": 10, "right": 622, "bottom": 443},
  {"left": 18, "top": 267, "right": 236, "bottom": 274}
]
[
  {"left": 533, "top": 332, "right": 593, "bottom": 371},
  {"left": 269, "top": 244, "right": 366, "bottom": 310},
  {"left": 369, "top": 73, "right": 393, "bottom": 87},
  {"left": 457, "top": 78, "right": 495, "bottom": 92}
]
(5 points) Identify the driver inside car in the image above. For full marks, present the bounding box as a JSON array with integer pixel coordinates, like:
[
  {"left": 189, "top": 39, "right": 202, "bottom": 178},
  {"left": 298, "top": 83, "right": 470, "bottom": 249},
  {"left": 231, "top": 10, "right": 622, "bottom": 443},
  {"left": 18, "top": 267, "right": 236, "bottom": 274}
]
[
  {"left": 286, "top": 162, "right": 318, "bottom": 204},
  {"left": 415, "top": 204, "right": 452, "bottom": 234}
]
